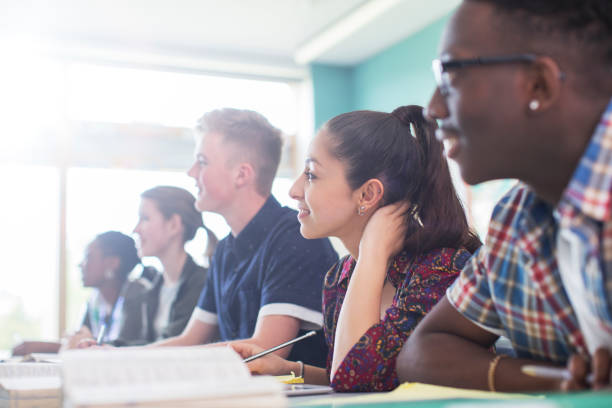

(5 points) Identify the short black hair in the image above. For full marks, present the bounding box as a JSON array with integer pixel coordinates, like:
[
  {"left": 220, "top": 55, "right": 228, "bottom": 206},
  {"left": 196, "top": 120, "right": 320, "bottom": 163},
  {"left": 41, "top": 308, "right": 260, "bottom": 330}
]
[
  {"left": 95, "top": 231, "right": 140, "bottom": 281},
  {"left": 470, "top": 0, "right": 612, "bottom": 67}
]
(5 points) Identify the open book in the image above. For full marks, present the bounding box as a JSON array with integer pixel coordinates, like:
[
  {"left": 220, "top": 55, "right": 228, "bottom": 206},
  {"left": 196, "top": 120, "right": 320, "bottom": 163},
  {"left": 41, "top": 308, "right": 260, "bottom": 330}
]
[
  {"left": 61, "top": 347, "right": 286, "bottom": 408},
  {"left": 0, "top": 362, "right": 62, "bottom": 408}
]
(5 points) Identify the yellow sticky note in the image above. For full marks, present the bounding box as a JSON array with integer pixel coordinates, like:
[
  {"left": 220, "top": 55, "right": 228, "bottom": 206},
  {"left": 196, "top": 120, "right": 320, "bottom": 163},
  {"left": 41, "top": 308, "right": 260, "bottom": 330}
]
[{"left": 275, "top": 373, "right": 304, "bottom": 384}]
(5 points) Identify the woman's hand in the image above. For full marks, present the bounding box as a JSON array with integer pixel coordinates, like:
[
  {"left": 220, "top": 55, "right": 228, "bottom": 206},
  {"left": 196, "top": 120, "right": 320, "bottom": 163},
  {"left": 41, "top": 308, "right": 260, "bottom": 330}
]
[
  {"left": 359, "top": 202, "right": 409, "bottom": 262},
  {"left": 230, "top": 343, "right": 296, "bottom": 376},
  {"left": 62, "top": 327, "right": 93, "bottom": 349},
  {"left": 12, "top": 341, "right": 60, "bottom": 356},
  {"left": 60, "top": 327, "right": 94, "bottom": 351},
  {"left": 562, "top": 348, "right": 612, "bottom": 391}
]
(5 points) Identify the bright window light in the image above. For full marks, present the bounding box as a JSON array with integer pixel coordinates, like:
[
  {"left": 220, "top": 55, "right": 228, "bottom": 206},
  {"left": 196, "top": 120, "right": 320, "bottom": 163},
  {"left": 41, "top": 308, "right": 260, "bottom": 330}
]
[
  {"left": 0, "top": 165, "right": 59, "bottom": 347},
  {"left": 67, "top": 63, "right": 299, "bottom": 134}
]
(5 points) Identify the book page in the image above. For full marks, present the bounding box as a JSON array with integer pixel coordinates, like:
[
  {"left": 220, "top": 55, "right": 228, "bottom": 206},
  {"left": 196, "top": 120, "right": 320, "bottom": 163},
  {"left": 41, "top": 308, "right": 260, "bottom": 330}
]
[
  {"left": 0, "top": 377, "right": 61, "bottom": 400},
  {"left": 0, "top": 363, "right": 61, "bottom": 378},
  {"left": 26, "top": 353, "right": 62, "bottom": 364},
  {"left": 62, "top": 346, "right": 281, "bottom": 405}
]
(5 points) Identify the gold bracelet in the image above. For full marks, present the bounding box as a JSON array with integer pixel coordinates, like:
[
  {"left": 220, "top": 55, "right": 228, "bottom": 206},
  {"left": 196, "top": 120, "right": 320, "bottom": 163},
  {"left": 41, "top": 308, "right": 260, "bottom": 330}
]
[{"left": 487, "top": 355, "right": 507, "bottom": 392}]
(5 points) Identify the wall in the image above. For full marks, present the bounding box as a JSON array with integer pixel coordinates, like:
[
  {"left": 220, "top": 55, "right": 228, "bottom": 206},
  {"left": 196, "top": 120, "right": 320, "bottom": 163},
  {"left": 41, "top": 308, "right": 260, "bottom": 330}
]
[
  {"left": 353, "top": 16, "right": 449, "bottom": 111},
  {"left": 310, "top": 14, "right": 449, "bottom": 128},
  {"left": 311, "top": 64, "right": 354, "bottom": 130}
]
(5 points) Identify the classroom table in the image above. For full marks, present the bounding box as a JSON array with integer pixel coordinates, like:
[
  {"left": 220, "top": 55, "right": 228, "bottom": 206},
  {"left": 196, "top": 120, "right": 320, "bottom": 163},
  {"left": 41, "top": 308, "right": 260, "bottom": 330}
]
[{"left": 290, "top": 390, "right": 612, "bottom": 408}]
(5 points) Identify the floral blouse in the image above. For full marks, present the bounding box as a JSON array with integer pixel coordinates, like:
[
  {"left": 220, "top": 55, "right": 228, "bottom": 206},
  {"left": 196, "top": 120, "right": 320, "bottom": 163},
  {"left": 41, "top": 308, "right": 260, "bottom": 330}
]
[{"left": 323, "top": 247, "right": 471, "bottom": 392}]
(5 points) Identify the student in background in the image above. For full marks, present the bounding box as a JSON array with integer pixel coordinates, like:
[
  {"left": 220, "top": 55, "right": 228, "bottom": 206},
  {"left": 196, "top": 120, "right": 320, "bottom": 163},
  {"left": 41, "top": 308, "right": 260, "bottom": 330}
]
[
  {"left": 148, "top": 108, "right": 338, "bottom": 368},
  {"left": 116, "top": 185, "right": 217, "bottom": 345},
  {"left": 398, "top": 0, "right": 612, "bottom": 392},
  {"left": 12, "top": 231, "right": 144, "bottom": 355},
  {"left": 232, "top": 105, "right": 481, "bottom": 391}
]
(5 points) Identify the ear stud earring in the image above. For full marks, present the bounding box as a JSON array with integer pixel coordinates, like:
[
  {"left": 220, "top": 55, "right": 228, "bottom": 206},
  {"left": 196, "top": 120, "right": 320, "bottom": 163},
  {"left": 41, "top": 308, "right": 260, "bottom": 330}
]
[{"left": 529, "top": 100, "right": 540, "bottom": 111}]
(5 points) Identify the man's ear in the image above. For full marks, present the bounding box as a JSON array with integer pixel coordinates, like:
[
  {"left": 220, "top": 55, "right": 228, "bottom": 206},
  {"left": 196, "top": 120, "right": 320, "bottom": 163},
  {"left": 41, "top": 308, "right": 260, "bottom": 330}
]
[
  {"left": 523, "top": 56, "right": 564, "bottom": 114},
  {"left": 234, "top": 162, "right": 256, "bottom": 189},
  {"left": 358, "top": 178, "right": 385, "bottom": 212}
]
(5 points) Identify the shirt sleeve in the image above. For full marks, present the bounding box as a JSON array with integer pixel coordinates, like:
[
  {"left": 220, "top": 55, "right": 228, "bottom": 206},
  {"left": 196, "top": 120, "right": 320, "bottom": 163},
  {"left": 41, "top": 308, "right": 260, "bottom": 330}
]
[
  {"left": 446, "top": 246, "right": 505, "bottom": 335},
  {"left": 259, "top": 220, "right": 337, "bottom": 329},
  {"left": 330, "top": 250, "right": 461, "bottom": 392}
]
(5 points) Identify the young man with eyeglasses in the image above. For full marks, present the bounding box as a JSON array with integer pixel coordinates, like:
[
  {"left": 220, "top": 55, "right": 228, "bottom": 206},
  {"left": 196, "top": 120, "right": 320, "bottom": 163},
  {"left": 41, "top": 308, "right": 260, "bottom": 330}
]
[{"left": 397, "top": 0, "right": 612, "bottom": 392}]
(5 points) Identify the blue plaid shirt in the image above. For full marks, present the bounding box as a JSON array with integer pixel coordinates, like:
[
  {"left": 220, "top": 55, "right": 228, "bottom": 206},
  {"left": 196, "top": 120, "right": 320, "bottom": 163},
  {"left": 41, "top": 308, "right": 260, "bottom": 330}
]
[{"left": 447, "top": 99, "right": 612, "bottom": 363}]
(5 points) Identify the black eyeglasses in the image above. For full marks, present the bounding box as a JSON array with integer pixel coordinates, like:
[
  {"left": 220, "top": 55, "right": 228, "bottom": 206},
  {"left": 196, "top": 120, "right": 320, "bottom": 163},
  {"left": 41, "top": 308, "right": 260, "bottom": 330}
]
[{"left": 432, "top": 54, "right": 538, "bottom": 95}]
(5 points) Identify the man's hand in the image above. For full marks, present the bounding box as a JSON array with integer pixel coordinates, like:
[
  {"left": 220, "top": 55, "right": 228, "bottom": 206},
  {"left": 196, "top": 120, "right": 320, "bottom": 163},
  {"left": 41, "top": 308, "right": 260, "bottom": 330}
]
[{"left": 562, "top": 348, "right": 611, "bottom": 391}]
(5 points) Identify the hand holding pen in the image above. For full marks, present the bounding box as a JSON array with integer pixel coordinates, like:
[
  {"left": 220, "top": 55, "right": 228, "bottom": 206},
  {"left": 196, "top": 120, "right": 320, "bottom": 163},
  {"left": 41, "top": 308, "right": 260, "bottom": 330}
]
[
  {"left": 522, "top": 347, "right": 612, "bottom": 391},
  {"left": 242, "top": 330, "right": 315, "bottom": 363},
  {"left": 231, "top": 331, "right": 317, "bottom": 376},
  {"left": 72, "top": 324, "right": 113, "bottom": 349}
]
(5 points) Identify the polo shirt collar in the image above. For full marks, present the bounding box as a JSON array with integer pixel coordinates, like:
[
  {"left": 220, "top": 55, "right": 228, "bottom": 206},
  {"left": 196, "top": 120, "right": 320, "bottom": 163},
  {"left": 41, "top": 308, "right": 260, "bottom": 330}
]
[
  {"left": 231, "top": 195, "right": 282, "bottom": 259},
  {"left": 560, "top": 98, "right": 612, "bottom": 222}
]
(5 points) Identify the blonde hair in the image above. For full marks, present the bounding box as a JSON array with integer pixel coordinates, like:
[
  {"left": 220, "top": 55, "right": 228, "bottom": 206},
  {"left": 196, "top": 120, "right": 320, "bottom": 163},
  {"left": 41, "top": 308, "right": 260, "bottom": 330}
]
[{"left": 196, "top": 108, "right": 283, "bottom": 196}]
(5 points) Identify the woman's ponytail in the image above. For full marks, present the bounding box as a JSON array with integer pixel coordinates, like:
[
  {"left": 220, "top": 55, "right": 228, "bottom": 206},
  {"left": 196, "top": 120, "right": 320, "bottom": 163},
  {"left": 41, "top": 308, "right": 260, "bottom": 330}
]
[{"left": 326, "top": 106, "right": 481, "bottom": 255}]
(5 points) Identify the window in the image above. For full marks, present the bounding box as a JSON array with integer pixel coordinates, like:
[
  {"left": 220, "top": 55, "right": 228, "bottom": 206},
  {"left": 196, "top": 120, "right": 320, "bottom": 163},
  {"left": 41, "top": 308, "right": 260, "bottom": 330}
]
[
  {"left": 3, "top": 58, "right": 304, "bottom": 346},
  {"left": 0, "top": 165, "right": 60, "bottom": 347}
]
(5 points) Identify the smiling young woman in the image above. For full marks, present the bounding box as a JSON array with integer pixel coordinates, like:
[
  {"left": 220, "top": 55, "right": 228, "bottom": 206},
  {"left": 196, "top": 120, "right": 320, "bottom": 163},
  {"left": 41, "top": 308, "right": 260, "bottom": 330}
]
[{"left": 232, "top": 105, "right": 481, "bottom": 392}]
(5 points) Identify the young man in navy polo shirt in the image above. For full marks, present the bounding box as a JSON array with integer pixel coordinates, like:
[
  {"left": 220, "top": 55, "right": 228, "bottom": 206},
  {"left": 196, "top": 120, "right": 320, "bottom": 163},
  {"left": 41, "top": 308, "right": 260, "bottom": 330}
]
[{"left": 153, "top": 108, "right": 338, "bottom": 367}]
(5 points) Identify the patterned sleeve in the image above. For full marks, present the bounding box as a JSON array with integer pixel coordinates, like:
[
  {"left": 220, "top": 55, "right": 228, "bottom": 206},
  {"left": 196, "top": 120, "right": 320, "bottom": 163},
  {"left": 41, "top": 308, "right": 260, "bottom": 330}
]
[
  {"left": 446, "top": 246, "right": 505, "bottom": 334},
  {"left": 330, "top": 249, "right": 465, "bottom": 392}
]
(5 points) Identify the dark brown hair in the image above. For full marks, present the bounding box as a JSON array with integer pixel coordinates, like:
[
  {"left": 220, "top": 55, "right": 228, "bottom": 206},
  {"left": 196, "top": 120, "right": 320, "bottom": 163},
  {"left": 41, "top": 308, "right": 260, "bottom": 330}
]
[
  {"left": 196, "top": 108, "right": 283, "bottom": 196},
  {"left": 141, "top": 186, "right": 218, "bottom": 259},
  {"left": 325, "top": 105, "right": 481, "bottom": 255}
]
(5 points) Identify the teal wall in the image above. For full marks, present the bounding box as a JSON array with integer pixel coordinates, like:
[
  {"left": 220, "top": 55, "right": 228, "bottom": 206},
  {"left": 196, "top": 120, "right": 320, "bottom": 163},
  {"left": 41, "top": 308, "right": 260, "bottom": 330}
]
[
  {"left": 311, "top": 14, "right": 449, "bottom": 129},
  {"left": 311, "top": 64, "right": 354, "bottom": 130},
  {"left": 353, "top": 16, "right": 449, "bottom": 112}
]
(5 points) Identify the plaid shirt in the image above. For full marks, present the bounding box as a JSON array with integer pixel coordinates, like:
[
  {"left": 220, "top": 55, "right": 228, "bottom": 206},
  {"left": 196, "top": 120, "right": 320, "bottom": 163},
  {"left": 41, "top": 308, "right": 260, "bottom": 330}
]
[{"left": 448, "top": 99, "right": 612, "bottom": 363}]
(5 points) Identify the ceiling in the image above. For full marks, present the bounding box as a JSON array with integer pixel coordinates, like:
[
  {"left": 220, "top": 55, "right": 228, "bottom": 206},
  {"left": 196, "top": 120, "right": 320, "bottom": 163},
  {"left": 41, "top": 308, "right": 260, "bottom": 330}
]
[{"left": 1, "top": 0, "right": 459, "bottom": 76}]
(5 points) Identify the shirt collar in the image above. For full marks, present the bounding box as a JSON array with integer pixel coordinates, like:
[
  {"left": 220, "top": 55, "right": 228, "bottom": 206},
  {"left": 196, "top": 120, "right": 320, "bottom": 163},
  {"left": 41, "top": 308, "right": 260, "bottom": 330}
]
[
  {"left": 231, "top": 195, "right": 282, "bottom": 259},
  {"left": 338, "top": 256, "right": 355, "bottom": 284},
  {"left": 560, "top": 98, "right": 612, "bottom": 221},
  {"left": 514, "top": 183, "right": 555, "bottom": 233},
  {"left": 150, "top": 254, "right": 196, "bottom": 289}
]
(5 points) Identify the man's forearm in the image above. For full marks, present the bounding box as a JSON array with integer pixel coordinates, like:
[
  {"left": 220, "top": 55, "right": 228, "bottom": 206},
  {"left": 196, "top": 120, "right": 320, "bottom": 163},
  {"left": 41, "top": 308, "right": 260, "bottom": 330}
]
[{"left": 398, "top": 331, "right": 560, "bottom": 392}]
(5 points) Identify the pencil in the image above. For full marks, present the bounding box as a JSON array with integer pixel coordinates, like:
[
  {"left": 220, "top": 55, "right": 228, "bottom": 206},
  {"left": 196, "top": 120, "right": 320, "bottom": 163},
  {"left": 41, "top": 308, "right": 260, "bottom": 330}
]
[
  {"left": 243, "top": 330, "right": 316, "bottom": 363},
  {"left": 521, "top": 365, "right": 594, "bottom": 384}
]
